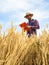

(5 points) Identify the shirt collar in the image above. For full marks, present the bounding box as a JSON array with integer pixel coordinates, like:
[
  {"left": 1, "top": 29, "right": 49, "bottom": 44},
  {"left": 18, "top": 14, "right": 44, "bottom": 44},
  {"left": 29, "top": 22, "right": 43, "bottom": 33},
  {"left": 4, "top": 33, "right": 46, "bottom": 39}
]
[{"left": 29, "top": 19, "right": 34, "bottom": 22}]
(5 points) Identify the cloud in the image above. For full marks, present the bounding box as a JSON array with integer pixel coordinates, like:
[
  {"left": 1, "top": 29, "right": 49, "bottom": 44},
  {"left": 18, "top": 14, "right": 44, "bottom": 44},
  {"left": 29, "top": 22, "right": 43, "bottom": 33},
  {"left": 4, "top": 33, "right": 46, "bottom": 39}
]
[
  {"left": 0, "top": 0, "right": 49, "bottom": 20},
  {"left": 32, "top": 9, "right": 49, "bottom": 21},
  {"left": 0, "top": 0, "right": 29, "bottom": 13},
  {"left": 0, "top": 0, "right": 49, "bottom": 34}
]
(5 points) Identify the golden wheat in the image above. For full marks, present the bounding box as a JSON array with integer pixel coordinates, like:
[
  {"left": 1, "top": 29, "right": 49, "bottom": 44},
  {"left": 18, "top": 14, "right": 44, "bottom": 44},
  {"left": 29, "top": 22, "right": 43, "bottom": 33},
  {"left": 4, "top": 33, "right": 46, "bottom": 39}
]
[{"left": 0, "top": 23, "right": 49, "bottom": 65}]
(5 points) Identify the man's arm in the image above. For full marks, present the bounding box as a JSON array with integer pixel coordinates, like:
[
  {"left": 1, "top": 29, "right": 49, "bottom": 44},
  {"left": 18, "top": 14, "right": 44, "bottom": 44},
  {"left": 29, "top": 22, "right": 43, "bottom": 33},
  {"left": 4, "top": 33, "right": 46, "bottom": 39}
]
[
  {"left": 26, "top": 20, "right": 40, "bottom": 29},
  {"left": 31, "top": 20, "right": 40, "bottom": 29}
]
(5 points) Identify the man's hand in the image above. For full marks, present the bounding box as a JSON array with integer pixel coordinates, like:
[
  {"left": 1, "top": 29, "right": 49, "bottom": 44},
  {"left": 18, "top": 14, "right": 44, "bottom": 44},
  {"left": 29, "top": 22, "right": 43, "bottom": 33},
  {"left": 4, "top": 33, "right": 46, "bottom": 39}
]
[
  {"left": 26, "top": 25, "right": 31, "bottom": 28},
  {"left": 26, "top": 25, "right": 39, "bottom": 29},
  {"left": 23, "top": 25, "right": 31, "bottom": 31}
]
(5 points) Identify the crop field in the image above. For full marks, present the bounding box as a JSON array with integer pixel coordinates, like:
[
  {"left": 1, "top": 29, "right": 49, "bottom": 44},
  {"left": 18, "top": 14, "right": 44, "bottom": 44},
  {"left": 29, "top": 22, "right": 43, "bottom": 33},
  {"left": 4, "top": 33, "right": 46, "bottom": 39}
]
[{"left": 0, "top": 23, "right": 49, "bottom": 65}]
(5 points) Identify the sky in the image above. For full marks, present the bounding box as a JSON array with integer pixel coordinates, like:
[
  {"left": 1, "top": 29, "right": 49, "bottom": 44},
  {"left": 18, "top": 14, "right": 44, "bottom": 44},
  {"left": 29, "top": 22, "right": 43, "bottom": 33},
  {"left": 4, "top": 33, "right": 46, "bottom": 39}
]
[{"left": 0, "top": 0, "right": 49, "bottom": 35}]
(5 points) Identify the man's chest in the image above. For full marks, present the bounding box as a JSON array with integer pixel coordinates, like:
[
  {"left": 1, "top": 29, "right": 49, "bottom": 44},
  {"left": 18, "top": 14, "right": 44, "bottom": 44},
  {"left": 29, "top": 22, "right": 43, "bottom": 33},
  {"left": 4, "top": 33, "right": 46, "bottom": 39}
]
[{"left": 28, "top": 21, "right": 35, "bottom": 26}]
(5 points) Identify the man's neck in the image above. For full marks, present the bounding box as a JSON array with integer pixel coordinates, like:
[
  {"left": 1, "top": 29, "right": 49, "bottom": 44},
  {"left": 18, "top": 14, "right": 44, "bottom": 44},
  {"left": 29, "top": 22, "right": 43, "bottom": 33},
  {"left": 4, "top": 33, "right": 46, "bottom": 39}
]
[
  {"left": 29, "top": 18, "right": 32, "bottom": 21},
  {"left": 29, "top": 19, "right": 32, "bottom": 22}
]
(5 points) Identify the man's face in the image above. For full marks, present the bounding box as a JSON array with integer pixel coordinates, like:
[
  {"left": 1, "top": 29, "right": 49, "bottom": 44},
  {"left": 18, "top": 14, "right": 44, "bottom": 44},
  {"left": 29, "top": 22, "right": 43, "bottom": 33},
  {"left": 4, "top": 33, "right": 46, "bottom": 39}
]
[{"left": 27, "top": 15, "right": 32, "bottom": 20}]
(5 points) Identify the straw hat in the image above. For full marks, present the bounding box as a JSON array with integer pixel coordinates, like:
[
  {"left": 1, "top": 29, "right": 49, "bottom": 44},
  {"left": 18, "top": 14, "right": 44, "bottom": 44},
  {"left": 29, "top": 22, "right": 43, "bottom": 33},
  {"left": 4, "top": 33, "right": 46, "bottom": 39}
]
[{"left": 24, "top": 12, "right": 33, "bottom": 18}]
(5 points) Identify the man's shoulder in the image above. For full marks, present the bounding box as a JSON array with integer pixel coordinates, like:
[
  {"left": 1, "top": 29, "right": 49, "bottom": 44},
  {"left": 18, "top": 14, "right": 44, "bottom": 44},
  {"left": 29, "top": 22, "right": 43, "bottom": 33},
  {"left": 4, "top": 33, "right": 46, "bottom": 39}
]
[
  {"left": 32, "top": 19, "right": 38, "bottom": 22},
  {"left": 32, "top": 19, "right": 34, "bottom": 21},
  {"left": 32, "top": 19, "right": 39, "bottom": 25},
  {"left": 34, "top": 19, "right": 38, "bottom": 23},
  {"left": 31, "top": 19, "right": 38, "bottom": 23},
  {"left": 32, "top": 19, "right": 38, "bottom": 21}
]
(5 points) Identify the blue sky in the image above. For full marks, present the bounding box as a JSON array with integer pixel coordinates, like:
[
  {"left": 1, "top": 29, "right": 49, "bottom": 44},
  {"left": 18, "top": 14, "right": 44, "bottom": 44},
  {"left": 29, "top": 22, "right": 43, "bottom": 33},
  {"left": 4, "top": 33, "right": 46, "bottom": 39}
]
[{"left": 0, "top": 0, "right": 49, "bottom": 35}]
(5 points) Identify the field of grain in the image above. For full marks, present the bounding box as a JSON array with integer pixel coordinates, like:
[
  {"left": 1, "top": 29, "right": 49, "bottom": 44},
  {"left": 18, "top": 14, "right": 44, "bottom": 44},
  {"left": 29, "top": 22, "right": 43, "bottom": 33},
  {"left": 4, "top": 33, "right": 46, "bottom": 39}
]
[{"left": 0, "top": 23, "right": 49, "bottom": 65}]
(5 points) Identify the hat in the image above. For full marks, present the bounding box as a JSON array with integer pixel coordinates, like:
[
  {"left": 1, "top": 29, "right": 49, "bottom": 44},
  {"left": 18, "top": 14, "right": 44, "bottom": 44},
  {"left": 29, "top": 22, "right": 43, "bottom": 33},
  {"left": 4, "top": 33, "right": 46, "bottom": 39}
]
[{"left": 24, "top": 12, "right": 33, "bottom": 18}]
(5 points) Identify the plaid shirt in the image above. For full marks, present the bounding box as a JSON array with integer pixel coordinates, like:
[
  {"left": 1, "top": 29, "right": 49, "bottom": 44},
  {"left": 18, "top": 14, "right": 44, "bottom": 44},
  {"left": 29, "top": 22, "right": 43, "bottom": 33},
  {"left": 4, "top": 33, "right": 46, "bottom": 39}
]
[{"left": 27, "top": 19, "right": 40, "bottom": 37}]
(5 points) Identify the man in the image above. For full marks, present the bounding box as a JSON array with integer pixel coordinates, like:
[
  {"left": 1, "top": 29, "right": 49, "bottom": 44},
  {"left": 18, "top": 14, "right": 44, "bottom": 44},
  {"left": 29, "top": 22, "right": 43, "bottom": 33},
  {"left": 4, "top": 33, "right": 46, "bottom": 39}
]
[{"left": 24, "top": 12, "right": 40, "bottom": 37}]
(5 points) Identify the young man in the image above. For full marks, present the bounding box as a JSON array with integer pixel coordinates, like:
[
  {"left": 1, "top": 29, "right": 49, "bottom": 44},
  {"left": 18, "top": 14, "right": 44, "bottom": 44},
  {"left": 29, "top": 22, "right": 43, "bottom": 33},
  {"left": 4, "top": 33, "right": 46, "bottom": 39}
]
[{"left": 24, "top": 12, "right": 40, "bottom": 37}]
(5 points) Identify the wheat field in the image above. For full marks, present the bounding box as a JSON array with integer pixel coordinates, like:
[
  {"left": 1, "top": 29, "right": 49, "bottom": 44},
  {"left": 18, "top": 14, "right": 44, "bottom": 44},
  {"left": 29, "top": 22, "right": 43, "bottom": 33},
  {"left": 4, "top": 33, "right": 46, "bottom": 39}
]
[{"left": 0, "top": 23, "right": 49, "bottom": 65}]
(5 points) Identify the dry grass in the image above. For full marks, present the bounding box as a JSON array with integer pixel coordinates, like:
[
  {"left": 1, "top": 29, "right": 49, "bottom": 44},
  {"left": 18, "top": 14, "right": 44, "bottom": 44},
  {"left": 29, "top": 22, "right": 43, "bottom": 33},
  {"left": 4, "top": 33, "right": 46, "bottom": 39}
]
[{"left": 0, "top": 23, "right": 49, "bottom": 65}]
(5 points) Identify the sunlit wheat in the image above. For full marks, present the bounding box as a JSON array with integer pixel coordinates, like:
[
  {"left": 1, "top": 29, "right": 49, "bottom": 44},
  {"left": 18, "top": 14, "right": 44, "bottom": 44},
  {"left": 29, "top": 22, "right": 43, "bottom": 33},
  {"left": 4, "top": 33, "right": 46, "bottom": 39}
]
[{"left": 0, "top": 23, "right": 49, "bottom": 65}]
